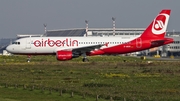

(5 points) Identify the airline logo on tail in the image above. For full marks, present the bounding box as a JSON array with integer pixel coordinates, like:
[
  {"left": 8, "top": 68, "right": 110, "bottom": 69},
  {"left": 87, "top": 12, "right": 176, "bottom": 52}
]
[{"left": 152, "top": 13, "right": 169, "bottom": 35}]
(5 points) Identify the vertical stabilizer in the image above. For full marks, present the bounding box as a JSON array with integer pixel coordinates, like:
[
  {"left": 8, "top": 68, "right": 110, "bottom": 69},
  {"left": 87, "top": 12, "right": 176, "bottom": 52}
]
[{"left": 140, "top": 9, "right": 171, "bottom": 39}]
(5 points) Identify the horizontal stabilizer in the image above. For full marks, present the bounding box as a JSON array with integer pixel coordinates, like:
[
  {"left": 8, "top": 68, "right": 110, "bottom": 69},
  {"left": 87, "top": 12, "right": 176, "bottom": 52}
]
[{"left": 151, "top": 38, "right": 173, "bottom": 47}]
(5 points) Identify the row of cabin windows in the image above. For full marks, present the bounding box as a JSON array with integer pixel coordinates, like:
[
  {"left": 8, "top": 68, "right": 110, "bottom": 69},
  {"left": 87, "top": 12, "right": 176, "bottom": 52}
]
[
  {"left": 78, "top": 42, "right": 130, "bottom": 44},
  {"left": 172, "top": 41, "right": 180, "bottom": 44},
  {"left": 32, "top": 41, "right": 128, "bottom": 45},
  {"left": 12, "top": 41, "right": 129, "bottom": 45},
  {"left": 12, "top": 42, "right": 20, "bottom": 45},
  {"left": 93, "top": 33, "right": 141, "bottom": 35},
  {"left": 169, "top": 46, "right": 180, "bottom": 49}
]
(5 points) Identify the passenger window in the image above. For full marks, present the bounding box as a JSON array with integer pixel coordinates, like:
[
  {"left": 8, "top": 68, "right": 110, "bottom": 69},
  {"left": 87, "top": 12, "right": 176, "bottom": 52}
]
[{"left": 18, "top": 42, "right": 20, "bottom": 45}]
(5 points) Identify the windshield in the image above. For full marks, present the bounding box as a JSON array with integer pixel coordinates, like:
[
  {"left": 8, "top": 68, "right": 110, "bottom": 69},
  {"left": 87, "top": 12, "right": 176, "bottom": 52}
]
[{"left": 12, "top": 42, "right": 20, "bottom": 45}]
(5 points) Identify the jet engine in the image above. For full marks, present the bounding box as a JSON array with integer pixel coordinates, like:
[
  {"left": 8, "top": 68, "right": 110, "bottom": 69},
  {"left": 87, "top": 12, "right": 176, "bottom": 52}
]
[{"left": 56, "top": 50, "right": 79, "bottom": 61}]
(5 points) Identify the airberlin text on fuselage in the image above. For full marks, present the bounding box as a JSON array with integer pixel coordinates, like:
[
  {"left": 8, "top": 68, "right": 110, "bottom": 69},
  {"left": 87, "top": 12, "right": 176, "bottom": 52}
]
[{"left": 33, "top": 38, "right": 78, "bottom": 47}]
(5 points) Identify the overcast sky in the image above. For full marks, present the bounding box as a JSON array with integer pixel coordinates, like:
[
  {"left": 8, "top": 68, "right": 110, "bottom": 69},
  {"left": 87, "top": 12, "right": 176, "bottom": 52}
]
[{"left": 0, "top": 0, "right": 180, "bottom": 38}]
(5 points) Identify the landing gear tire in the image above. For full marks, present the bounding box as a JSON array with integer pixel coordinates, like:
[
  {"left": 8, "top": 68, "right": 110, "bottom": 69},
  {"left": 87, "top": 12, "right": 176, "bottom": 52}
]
[
  {"left": 27, "top": 55, "right": 31, "bottom": 62},
  {"left": 27, "top": 58, "right": 31, "bottom": 62},
  {"left": 82, "top": 58, "right": 89, "bottom": 62}
]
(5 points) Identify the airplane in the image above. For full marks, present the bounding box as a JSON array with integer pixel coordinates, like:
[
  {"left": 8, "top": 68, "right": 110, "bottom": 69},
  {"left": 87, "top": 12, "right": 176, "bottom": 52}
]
[{"left": 6, "top": 9, "right": 173, "bottom": 62}]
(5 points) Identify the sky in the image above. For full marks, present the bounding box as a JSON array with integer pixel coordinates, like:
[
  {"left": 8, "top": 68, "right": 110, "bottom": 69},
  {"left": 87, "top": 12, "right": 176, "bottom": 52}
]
[{"left": 0, "top": 0, "right": 180, "bottom": 38}]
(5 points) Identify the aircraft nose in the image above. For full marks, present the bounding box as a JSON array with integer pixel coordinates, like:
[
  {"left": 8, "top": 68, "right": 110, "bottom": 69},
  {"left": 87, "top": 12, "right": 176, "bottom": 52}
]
[{"left": 6, "top": 45, "right": 13, "bottom": 53}]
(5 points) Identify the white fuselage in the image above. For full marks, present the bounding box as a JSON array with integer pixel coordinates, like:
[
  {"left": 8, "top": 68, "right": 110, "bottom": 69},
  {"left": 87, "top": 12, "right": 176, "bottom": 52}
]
[{"left": 6, "top": 36, "right": 138, "bottom": 54}]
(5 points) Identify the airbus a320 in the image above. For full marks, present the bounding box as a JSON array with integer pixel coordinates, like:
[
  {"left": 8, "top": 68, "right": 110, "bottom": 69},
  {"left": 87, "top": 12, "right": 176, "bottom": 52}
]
[{"left": 6, "top": 9, "right": 173, "bottom": 62}]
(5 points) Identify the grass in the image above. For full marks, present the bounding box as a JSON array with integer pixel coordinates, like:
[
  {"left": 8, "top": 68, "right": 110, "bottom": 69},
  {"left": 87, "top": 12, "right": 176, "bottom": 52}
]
[
  {"left": 0, "top": 87, "right": 105, "bottom": 101},
  {"left": 0, "top": 55, "right": 180, "bottom": 101}
]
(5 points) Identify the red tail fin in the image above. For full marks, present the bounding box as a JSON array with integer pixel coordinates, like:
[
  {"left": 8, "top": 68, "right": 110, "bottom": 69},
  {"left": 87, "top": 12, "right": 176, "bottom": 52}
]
[{"left": 140, "top": 9, "right": 171, "bottom": 39}]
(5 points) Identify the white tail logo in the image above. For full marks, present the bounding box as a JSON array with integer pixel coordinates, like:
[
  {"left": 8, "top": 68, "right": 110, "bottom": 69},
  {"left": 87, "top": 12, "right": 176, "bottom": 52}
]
[
  {"left": 155, "top": 20, "right": 164, "bottom": 29},
  {"left": 152, "top": 14, "right": 169, "bottom": 35}
]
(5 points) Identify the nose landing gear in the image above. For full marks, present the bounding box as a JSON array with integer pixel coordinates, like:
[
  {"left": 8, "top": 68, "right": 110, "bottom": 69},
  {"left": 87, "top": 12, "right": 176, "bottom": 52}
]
[{"left": 27, "top": 55, "right": 31, "bottom": 62}]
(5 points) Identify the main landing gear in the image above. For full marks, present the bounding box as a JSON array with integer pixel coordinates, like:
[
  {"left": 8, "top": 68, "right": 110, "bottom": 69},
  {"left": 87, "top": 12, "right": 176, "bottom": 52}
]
[
  {"left": 82, "top": 57, "right": 89, "bottom": 62},
  {"left": 82, "top": 53, "right": 89, "bottom": 62}
]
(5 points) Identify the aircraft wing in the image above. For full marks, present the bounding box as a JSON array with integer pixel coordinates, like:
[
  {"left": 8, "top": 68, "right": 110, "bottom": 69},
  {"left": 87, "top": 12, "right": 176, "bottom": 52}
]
[
  {"left": 72, "top": 44, "right": 103, "bottom": 53},
  {"left": 56, "top": 43, "right": 107, "bottom": 54}
]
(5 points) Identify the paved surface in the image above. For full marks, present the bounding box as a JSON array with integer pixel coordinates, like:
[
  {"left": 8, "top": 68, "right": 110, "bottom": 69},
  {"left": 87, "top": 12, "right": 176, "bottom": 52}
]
[{"left": 138, "top": 56, "right": 180, "bottom": 61}]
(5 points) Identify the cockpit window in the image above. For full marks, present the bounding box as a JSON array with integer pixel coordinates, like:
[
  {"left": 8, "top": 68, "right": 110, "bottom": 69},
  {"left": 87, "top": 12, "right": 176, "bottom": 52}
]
[
  {"left": 12, "top": 42, "right": 16, "bottom": 44},
  {"left": 12, "top": 42, "right": 20, "bottom": 45}
]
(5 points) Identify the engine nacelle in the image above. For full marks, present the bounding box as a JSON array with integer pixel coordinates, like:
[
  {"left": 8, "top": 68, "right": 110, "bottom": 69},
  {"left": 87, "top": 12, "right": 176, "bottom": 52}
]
[{"left": 56, "top": 50, "right": 80, "bottom": 61}]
